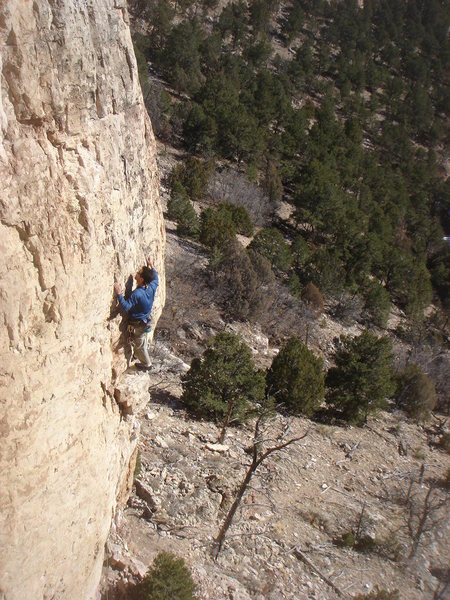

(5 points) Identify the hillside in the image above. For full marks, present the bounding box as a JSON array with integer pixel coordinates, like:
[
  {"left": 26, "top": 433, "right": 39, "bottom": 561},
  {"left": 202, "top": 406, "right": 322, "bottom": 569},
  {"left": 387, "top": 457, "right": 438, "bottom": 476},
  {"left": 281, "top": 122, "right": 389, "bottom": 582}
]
[
  {"left": 100, "top": 171, "right": 449, "bottom": 598},
  {"left": 129, "top": 0, "right": 449, "bottom": 407},
  {"left": 100, "top": 1, "right": 449, "bottom": 599}
]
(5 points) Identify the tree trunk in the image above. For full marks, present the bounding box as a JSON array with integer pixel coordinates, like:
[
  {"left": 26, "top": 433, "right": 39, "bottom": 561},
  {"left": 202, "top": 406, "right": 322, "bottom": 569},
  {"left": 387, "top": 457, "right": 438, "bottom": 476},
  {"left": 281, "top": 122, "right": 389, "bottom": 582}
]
[
  {"left": 212, "top": 459, "right": 257, "bottom": 559},
  {"left": 217, "top": 398, "right": 236, "bottom": 444}
]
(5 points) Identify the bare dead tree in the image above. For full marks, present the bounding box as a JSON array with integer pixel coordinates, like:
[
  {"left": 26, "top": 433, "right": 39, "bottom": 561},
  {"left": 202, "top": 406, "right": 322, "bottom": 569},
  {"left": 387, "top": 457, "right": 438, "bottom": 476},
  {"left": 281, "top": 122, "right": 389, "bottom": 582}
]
[
  {"left": 355, "top": 500, "right": 366, "bottom": 541},
  {"left": 406, "top": 479, "right": 448, "bottom": 558},
  {"left": 212, "top": 411, "right": 309, "bottom": 559},
  {"left": 208, "top": 168, "right": 275, "bottom": 226},
  {"left": 290, "top": 547, "right": 348, "bottom": 598}
]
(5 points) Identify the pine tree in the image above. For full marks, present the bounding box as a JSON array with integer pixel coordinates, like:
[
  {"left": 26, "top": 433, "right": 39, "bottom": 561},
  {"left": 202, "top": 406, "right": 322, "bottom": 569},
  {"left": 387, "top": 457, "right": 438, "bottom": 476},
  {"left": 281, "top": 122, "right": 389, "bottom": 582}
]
[
  {"left": 249, "top": 227, "right": 292, "bottom": 272},
  {"left": 182, "top": 333, "right": 265, "bottom": 441},
  {"left": 326, "top": 331, "right": 395, "bottom": 425},
  {"left": 141, "top": 552, "right": 197, "bottom": 600},
  {"left": 266, "top": 337, "right": 324, "bottom": 416}
]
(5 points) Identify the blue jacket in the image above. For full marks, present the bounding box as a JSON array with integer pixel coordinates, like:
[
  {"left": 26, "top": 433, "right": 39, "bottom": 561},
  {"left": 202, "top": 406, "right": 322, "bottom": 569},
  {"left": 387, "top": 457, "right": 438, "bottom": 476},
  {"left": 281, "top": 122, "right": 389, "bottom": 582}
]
[{"left": 117, "top": 269, "right": 159, "bottom": 322}]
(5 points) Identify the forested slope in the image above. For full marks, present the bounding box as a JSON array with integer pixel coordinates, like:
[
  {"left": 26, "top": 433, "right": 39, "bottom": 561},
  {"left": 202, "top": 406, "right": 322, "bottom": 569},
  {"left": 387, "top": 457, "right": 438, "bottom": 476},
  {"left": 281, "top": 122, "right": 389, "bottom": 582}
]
[{"left": 130, "top": 0, "right": 449, "bottom": 406}]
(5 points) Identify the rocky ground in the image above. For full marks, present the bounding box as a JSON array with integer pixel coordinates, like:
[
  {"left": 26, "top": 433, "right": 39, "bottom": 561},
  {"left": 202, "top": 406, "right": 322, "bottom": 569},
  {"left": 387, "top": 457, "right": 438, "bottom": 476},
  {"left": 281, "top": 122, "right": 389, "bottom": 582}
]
[{"left": 99, "top": 186, "right": 449, "bottom": 599}]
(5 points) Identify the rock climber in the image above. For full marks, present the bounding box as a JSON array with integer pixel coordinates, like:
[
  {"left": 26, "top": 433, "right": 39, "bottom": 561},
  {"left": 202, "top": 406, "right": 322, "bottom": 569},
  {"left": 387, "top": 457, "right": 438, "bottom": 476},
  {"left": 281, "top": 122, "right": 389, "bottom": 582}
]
[{"left": 114, "top": 256, "right": 159, "bottom": 371}]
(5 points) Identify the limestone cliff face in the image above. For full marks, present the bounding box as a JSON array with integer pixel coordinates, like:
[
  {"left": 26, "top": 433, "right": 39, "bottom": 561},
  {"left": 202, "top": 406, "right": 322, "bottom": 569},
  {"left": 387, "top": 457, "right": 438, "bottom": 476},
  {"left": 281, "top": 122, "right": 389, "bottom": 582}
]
[{"left": 0, "top": 1, "right": 165, "bottom": 598}]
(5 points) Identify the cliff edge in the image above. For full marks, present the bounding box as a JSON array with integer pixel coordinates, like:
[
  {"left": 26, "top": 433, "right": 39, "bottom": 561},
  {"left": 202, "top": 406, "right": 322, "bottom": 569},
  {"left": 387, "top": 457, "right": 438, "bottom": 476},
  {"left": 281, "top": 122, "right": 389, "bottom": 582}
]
[{"left": 0, "top": 1, "right": 165, "bottom": 598}]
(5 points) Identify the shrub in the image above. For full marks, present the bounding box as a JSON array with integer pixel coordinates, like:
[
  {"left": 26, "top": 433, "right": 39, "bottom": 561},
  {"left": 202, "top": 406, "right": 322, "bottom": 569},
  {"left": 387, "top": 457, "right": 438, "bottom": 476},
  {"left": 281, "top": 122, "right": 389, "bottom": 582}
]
[
  {"left": 181, "top": 332, "right": 265, "bottom": 425},
  {"left": 133, "top": 450, "right": 142, "bottom": 482},
  {"left": 171, "top": 157, "right": 210, "bottom": 200},
  {"left": 438, "top": 432, "right": 450, "bottom": 454},
  {"left": 288, "top": 272, "right": 302, "bottom": 299},
  {"left": 177, "top": 201, "right": 200, "bottom": 239},
  {"left": 183, "top": 103, "right": 217, "bottom": 154},
  {"left": 291, "top": 235, "right": 310, "bottom": 269},
  {"left": 218, "top": 202, "right": 254, "bottom": 236},
  {"left": 307, "top": 247, "right": 346, "bottom": 295},
  {"left": 141, "top": 551, "right": 197, "bottom": 600},
  {"left": 249, "top": 227, "right": 292, "bottom": 272},
  {"left": 326, "top": 331, "right": 395, "bottom": 426},
  {"left": 167, "top": 181, "right": 200, "bottom": 239},
  {"left": 362, "top": 280, "right": 391, "bottom": 328},
  {"left": 395, "top": 364, "right": 437, "bottom": 423},
  {"left": 302, "top": 282, "right": 324, "bottom": 314},
  {"left": 413, "top": 446, "right": 426, "bottom": 461},
  {"left": 167, "top": 180, "right": 189, "bottom": 221},
  {"left": 208, "top": 168, "right": 273, "bottom": 226},
  {"left": 355, "top": 535, "right": 377, "bottom": 553},
  {"left": 334, "top": 531, "right": 355, "bottom": 547},
  {"left": 266, "top": 336, "right": 325, "bottom": 416},
  {"left": 212, "top": 240, "right": 275, "bottom": 321},
  {"left": 200, "top": 206, "right": 236, "bottom": 249}
]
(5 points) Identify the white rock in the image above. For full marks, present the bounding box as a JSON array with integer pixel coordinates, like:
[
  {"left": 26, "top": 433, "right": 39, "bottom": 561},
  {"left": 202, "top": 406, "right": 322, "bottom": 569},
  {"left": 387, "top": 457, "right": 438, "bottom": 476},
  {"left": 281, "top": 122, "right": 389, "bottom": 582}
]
[
  {"left": 154, "top": 435, "right": 169, "bottom": 448},
  {"left": 205, "top": 443, "right": 230, "bottom": 453}
]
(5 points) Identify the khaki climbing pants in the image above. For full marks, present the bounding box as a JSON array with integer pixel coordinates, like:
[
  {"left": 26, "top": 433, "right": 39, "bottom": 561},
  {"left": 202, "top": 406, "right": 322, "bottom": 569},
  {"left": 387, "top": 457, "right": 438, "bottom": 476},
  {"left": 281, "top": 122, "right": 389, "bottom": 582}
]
[{"left": 128, "top": 321, "right": 152, "bottom": 366}]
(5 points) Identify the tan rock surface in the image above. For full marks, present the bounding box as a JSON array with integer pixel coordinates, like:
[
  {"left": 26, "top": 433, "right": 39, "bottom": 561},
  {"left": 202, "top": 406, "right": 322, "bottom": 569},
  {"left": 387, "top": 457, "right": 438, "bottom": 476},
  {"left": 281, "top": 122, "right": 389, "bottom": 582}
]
[{"left": 0, "top": 1, "right": 164, "bottom": 599}]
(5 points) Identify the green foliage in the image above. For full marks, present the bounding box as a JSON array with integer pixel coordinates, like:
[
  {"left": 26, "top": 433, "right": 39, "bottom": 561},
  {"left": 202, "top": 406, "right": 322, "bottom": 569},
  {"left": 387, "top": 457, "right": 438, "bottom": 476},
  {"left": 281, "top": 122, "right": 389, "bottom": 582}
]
[
  {"left": 171, "top": 157, "right": 210, "bottom": 201},
  {"left": 141, "top": 552, "right": 197, "bottom": 600},
  {"left": 218, "top": 202, "right": 254, "bottom": 237},
  {"left": 181, "top": 332, "right": 265, "bottom": 423},
  {"left": 334, "top": 531, "right": 355, "bottom": 548},
  {"left": 307, "top": 247, "right": 346, "bottom": 295},
  {"left": 200, "top": 206, "right": 236, "bottom": 249},
  {"left": 429, "top": 247, "right": 450, "bottom": 311},
  {"left": 281, "top": 2, "right": 305, "bottom": 45},
  {"left": 266, "top": 337, "right": 325, "bottom": 416},
  {"left": 386, "top": 249, "right": 433, "bottom": 319},
  {"left": 183, "top": 103, "right": 217, "bottom": 154},
  {"left": 288, "top": 272, "right": 302, "bottom": 299},
  {"left": 395, "top": 364, "right": 437, "bottom": 423},
  {"left": 326, "top": 331, "right": 395, "bottom": 426},
  {"left": 167, "top": 180, "right": 189, "bottom": 221},
  {"left": 160, "top": 20, "right": 203, "bottom": 94},
  {"left": 135, "top": 0, "right": 448, "bottom": 330},
  {"left": 167, "top": 181, "right": 200, "bottom": 239},
  {"left": 249, "top": 227, "right": 292, "bottom": 272},
  {"left": 362, "top": 280, "right": 391, "bottom": 328},
  {"left": 291, "top": 235, "right": 310, "bottom": 269},
  {"left": 334, "top": 530, "right": 400, "bottom": 559}
]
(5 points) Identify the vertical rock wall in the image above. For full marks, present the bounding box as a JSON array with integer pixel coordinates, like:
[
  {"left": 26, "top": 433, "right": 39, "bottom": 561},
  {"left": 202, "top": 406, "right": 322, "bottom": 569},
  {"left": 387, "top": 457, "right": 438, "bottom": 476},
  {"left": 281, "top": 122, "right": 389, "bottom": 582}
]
[{"left": 0, "top": 1, "right": 165, "bottom": 598}]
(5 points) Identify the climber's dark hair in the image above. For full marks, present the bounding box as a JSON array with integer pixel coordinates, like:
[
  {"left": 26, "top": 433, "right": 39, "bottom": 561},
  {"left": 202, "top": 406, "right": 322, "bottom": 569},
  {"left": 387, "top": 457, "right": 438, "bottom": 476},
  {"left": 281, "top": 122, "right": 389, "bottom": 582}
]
[{"left": 141, "top": 266, "right": 154, "bottom": 284}]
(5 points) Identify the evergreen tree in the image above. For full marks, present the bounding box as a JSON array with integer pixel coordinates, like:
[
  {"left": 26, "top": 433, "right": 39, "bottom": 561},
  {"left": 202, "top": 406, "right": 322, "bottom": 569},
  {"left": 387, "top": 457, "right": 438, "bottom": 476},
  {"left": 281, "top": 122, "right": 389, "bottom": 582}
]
[
  {"left": 249, "top": 227, "right": 292, "bottom": 272},
  {"left": 218, "top": 202, "right": 254, "bottom": 237},
  {"left": 395, "top": 364, "right": 437, "bottom": 423},
  {"left": 362, "top": 280, "right": 391, "bottom": 328},
  {"left": 167, "top": 181, "right": 200, "bottom": 239},
  {"left": 326, "top": 331, "right": 395, "bottom": 425},
  {"left": 141, "top": 552, "right": 197, "bottom": 600},
  {"left": 200, "top": 206, "right": 236, "bottom": 249},
  {"left": 266, "top": 337, "right": 325, "bottom": 416},
  {"left": 181, "top": 333, "right": 265, "bottom": 436},
  {"left": 171, "top": 157, "right": 210, "bottom": 200}
]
